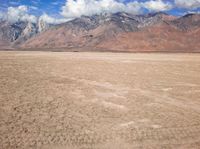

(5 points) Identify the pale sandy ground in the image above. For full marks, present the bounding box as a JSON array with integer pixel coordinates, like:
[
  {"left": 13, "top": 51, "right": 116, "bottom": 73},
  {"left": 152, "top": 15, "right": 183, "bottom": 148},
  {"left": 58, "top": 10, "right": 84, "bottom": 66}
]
[{"left": 0, "top": 51, "right": 200, "bottom": 149}]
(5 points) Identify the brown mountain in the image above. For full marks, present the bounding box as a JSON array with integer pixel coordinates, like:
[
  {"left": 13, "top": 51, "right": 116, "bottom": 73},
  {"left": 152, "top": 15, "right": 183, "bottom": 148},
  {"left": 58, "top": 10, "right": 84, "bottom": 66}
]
[
  {"left": 21, "top": 12, "right": 176, "bottom": 49},
  {"left": 1, "top": 12, "right": 200, "bottom": 52},
  {"left": 0, "top": 39, "right": 11, "bottom": 49},
  {"left": 171, "top": 14, "right": 200, "bottom": 31},
  {"left": 97, "top": 21, "right": 200, "bottom": 52}
]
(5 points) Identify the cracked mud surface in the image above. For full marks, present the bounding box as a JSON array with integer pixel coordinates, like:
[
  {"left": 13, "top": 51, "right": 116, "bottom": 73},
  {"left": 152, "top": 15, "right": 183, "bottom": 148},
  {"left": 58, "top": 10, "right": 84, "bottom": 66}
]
[{"left": 0, "top": 52, "right": 200, "bottom": 149}]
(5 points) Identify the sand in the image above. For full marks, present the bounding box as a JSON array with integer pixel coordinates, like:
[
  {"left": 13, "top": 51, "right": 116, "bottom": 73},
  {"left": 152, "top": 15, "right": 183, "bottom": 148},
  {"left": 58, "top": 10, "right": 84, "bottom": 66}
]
[{"left": 0, "top": 51, "right": 200, "bottom": 149}]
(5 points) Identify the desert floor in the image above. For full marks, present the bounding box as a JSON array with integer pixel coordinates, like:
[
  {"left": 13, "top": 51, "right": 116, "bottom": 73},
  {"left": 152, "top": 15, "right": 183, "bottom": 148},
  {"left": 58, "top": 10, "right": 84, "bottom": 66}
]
[{"left": 0, "top": 51, "right": 200, "bottom": 149}]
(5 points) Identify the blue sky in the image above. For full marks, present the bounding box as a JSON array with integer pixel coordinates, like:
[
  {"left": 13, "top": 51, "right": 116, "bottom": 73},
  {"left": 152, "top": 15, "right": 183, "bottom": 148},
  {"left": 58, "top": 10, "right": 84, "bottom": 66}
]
[
  {"left": 2, "top": 0, "right": 65, "bottom": 16},
  {"left": 1, "top": 0, "right": 200, "bottom": 23},
  {"left": 1, "top": 0, "right": 199, "bottom": 16}
]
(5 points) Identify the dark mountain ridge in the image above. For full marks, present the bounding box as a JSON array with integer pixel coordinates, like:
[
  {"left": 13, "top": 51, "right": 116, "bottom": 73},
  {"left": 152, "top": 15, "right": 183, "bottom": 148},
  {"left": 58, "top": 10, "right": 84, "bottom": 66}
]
[{"left": 171, "top": 13, "right": 200, "bottom": 31}]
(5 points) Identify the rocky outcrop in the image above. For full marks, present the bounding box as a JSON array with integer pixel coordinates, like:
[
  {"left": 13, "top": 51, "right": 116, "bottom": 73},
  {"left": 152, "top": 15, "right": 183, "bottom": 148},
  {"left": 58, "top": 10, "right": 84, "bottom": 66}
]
[
  {"left": 38, "top": 18, "right": 50, "bottom": 33},
  {"left": 0, "top": 19, "right": 52, "bottom": 48},
  {"left": 14, "top": 22, "right": 38, "bottom": 45}
]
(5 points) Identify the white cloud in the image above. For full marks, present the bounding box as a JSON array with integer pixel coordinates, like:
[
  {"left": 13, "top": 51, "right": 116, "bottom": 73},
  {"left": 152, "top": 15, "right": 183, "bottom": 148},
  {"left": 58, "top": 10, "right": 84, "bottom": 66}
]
[
  {"left": 3, "top": 5, "right": 71, "bottom": 24},
  {"left": 60, "top": 0, "right": 173, "bottom": 19},
  {"left": 187, "top": 11, "right": 200, "bottom": 14},
  {"left": 39, "top": 13, "right": 72, "bottom": 24},
  {"left": 175, "top": 0, "right": 200, "bottom": 9},
  {"left": 61, "top": 0, "right": 143, "bottom": 18},
  {"left": 180, "top": 10, "right": 200, "bottom": 16},
  {"left": 143, "top": 0, "right": 173, "bottom": 12},
  {"left": 7, "top": 5, "right": 37, "bottom": 23}
]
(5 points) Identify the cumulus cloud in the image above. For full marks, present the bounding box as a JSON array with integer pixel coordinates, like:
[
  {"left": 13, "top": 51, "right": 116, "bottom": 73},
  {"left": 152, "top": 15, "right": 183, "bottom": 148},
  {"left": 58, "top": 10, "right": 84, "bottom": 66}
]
[
  {"left": 61, "top": 0, "right": 143, "bottom": 18},
  {"left": 143, "top": 0, "right": 173, "bottom": 12},
  {"left": 39, "top": 14, "right": 72, "bottom": 24},
  {"left": 175, "top": 0, "right": 200, "bottom": 9},
  {"left": 7, "top": 5, "right": 37, "bottom": 23},
  {"left": 3, "top": 5, "right": 71, "bottom": 24},
  {"left": 4, "top": 0, "right": 199, "bottom": 25},
  {"left": 60, "top": 0, "right": 173, "bottom": 18}
]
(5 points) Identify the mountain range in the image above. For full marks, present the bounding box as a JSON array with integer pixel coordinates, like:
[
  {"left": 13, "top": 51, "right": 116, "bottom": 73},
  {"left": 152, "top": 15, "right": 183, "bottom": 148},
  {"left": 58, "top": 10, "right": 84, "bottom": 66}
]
[{"left": 1, "top": 12, "right": 200, "bottom": 52}]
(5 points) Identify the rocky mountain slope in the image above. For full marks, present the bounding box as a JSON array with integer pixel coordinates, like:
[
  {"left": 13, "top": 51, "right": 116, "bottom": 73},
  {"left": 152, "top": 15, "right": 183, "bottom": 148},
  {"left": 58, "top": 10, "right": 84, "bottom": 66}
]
[
  {"left": 0, "top": 19, "right": 50, "bottom": 49},
  {"left": 99, "top": 22, "right": 200, "bottom": 52},
  {"left": 171, "top": 14, "right": 200, "bottom": 31},
  {"left": 1, "top": 12, "right": 200, "bottom": 52},
  {"left": 98, "top": 13, "right": 200, "bottom": 52},
  {"left": 22, "top": 12, "right": 177, "bottom": 48}
]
